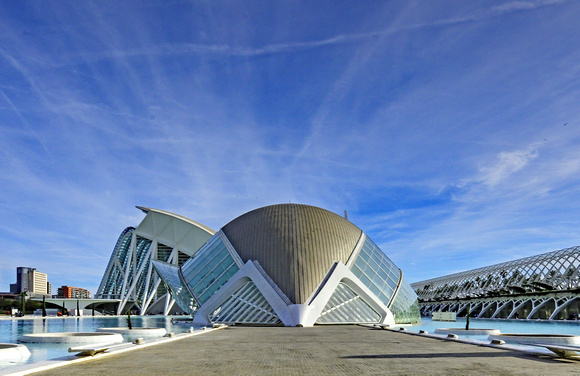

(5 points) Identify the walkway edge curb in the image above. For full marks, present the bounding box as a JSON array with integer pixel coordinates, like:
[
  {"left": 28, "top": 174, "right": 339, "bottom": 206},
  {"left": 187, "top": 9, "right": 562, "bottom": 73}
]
[{"left": 0, "top": 326, "right": 227, "bottom": 376}]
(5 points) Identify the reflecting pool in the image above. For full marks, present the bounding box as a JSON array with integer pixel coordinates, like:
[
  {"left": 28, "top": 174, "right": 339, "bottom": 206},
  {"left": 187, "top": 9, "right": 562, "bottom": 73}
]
[
  {"left": 402, "top": 317, "right": 580, "bottom": 341},
  {"left": 0, "top": 316, "right": 195, "bottom": 370}
]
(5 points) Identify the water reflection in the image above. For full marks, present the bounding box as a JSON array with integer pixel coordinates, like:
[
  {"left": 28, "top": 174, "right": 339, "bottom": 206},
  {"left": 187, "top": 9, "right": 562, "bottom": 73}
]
[{"left": 0, "top": 316, "right": 195, "bottom": 370}]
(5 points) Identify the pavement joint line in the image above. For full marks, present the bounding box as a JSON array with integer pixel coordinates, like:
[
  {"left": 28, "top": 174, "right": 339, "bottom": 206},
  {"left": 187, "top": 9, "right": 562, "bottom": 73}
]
[{"left": 0, "top": 325, "right": 227, "bottom": 376}]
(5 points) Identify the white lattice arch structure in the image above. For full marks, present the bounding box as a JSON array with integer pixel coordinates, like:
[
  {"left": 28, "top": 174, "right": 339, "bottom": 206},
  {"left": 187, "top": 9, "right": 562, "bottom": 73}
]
[
  {"left": 412, "top": 246, "right": 580, "bottom": 321},
  {"left": 413, "top": 246, "right": 580, "bottom": 302}
]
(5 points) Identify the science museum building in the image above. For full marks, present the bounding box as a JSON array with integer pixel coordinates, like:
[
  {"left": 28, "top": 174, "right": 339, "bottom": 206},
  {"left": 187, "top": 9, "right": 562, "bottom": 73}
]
[{"left": 97, "top": 204, "right": 420, "bottom": 326}]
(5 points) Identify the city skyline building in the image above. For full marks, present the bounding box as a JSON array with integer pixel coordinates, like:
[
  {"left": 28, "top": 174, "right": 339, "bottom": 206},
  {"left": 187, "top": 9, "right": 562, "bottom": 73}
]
[
  {"left": 56, "top": 285, "right": 91, "bottom": 299},
  {"left": 10, "top": 267, "right": 31, "bottom": 293},
  {"left": 9, "top": 267, "right": 51, "bottom": 296},
  {"left": 153, "top": 203, "right": 420, "bottom": 327},
  {"left": 29, "top": 269, "right": 47, "bottom": 295}
]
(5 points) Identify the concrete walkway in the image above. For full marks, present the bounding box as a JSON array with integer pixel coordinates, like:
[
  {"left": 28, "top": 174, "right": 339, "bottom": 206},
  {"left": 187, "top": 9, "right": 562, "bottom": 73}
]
[{"left": 28, "top": 325, "right": 579, "bottom": 375}]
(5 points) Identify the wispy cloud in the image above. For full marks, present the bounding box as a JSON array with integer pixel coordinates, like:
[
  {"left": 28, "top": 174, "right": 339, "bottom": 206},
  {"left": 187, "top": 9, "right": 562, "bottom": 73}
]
[
  {"left": 0, "top": 87, "right": 51, "bottom": 155},
  {"left": 471, "top": 144, "right": 540, "bottom": 188},
  {"left": 1, "top": 0, "right": 579, "bottom": 292},
  {"left": 426, "top": 0, "right": 568, "bottom": 27},
  {"left": 21, "top": 0, "right": 567, "bottom": 69}
]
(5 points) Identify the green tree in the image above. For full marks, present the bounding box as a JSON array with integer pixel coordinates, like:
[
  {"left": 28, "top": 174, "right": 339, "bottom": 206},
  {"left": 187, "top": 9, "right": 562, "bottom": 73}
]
[
  {"left": 20, "top": 292, "right": 26, "bottom": 315},
  {"left": 126, "top": 309, "right": 133, "bottom": 329}
]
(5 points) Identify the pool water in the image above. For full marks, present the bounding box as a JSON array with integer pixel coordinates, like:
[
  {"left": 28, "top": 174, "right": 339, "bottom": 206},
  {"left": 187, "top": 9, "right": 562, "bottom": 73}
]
[
  {"left": 399, "top": 317, "right": 580, "bottom": 342},
  {"left": 0, "top": 316, "right": 197, "bottom": 369}
]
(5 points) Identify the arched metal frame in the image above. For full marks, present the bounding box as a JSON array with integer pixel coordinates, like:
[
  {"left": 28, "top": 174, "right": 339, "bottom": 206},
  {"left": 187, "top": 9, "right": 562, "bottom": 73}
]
[
  {"left": 412, "top": 246, "right": 580, "bottom": 321},
  {"left": 413, "top": 246, "right": 580, "bottom": 300}
]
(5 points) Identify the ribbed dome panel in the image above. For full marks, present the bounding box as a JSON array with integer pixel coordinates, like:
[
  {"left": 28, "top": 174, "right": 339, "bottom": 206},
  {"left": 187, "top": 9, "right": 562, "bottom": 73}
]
[{"left": 222, "top": 204, "right": 363, "bottom": 304}]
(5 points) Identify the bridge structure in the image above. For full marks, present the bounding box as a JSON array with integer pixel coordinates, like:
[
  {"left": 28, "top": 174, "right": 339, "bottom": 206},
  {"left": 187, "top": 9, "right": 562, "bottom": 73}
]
[
  {"left": 411, "top": 246, "right": 580, "bottom": 320},
  {"left": 30, "top": 298, "right": 121, "bottom": 315}
]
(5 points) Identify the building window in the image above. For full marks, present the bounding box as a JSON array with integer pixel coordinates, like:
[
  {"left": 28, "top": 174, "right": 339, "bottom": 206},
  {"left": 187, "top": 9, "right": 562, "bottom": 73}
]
[{"left": 180, "top": 235, "right": 240, "bottom": 305}]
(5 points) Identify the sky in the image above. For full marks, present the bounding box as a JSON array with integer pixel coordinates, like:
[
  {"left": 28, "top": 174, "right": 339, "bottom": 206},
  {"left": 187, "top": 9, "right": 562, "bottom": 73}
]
[{"left": 1, "top": 0, "right": 580, "bottom": 295}]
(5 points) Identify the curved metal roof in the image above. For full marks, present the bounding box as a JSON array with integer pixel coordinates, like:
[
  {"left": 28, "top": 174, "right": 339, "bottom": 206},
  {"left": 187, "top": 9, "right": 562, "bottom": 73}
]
[
  {"left": 411, "top": 246, "right": 580, "bottom": 301},
  {"left": 222, "top": 203, "right": 363, "bottom": 304}
]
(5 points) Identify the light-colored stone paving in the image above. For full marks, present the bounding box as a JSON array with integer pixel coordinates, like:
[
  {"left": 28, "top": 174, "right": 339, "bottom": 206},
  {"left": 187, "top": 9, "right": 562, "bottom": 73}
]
[{"left": 29, "top": 325, "right": 579, "bottom": 375}]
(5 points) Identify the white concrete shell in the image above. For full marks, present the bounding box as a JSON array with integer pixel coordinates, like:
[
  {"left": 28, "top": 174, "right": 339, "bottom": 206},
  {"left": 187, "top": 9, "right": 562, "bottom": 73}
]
[
  {"left": 191, "top": 261, "right": 395, "bottom": 327},
  {"left": 152, "top": 204, "right": 418, "bottom": 326},
  {"left": 96, "top": 207, "right": 214, "bottom": 315}
]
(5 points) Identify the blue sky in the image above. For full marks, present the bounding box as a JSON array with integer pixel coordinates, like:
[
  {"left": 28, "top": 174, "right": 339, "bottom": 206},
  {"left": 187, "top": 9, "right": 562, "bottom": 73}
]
[{"left": 1, "top": 0, "right": 580, "bottom": 295}]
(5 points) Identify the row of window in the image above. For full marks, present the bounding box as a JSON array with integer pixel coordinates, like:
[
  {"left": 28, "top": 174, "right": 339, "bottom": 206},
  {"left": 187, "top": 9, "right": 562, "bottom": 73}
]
[
  {"left": 209, "top": 281, "right": 281, "bottom": 324},
  {"left": 351, "top": 237, "right": 420, "bottom": 323},
  {"left": 180, "top": 235, "right": 240, "bottom": 305},
  {"left": 317, "top": 282, "right": 380, "bottom": 323},
  {"left": 352, "top": 237, "right": 401, "bottom": 307},
  {"left": 152, "top": 261, "right": 197, "bottom": 315}
]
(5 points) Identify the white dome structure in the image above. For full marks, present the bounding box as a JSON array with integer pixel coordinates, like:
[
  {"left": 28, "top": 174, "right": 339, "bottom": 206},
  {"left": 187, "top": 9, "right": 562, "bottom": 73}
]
[{"left": 152, "top": 204, "right": 420, "bottom": 326}]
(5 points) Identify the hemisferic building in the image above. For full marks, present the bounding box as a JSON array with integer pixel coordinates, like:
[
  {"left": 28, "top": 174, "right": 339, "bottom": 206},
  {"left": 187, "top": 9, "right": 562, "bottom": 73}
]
[{"left": 99, "top": 203, "right": 420, "bottom": 326}]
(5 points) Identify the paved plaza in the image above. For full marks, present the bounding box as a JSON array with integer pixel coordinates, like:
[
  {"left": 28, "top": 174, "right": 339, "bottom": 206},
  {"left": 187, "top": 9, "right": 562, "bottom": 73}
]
[{"left": 28, "top": 325, "right": 579, "bottom": 375}]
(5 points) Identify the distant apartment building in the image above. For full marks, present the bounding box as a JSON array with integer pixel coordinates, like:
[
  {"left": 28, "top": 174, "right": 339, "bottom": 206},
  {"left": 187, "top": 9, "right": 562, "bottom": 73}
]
[
  {"left": 9, "top": 267, "right": 50, "bottom": 296},
  {"left": 10, "top": 267, "right": 32, "bottom": 293},
  {"left": 56, "top": 286, "right": 91, "bottom": 299},
  {"left": 30, "top": 270, "right": 48, "bottom": 294}
]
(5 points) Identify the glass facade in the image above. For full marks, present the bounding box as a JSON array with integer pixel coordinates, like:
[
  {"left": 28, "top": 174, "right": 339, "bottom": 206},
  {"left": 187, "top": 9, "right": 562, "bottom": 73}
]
[
  {"left": 96, "top": 208, "right": 216, "bottom": 315},
  {"left": 208, "top": 280, "right": 281, "bottom": 324},
  {"left": 317, "top": 282, "right": 380, "bottom": 324},
  {"left": 389, "top": 277, "right": 421, "bottom": 324},
  {"left": 351, "top": 237, "right": 420, "bottom": 323},
  {"left": 180, "top": 235, "right": 240, "bottom": 305},
  {"left": 152, "top": 260, "right": 197, "bottom": 315},
  {"left": 351, "top": 237, "right": 401, "bottom": 307},
  {"left": 97, "top": 227, "right": 134, "bottom": 299},
  {"left": 96, "top": 230, "right": 155, "bottom": 302},
  {"left": 133, "top": 236, "right": 153, "bottom": 301}
]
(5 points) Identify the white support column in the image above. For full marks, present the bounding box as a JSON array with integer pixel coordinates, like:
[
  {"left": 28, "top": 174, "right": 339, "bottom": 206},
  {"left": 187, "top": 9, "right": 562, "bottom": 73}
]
[
  {"left": 142, "top": 278, "right": 162, "bottom": 314},
  {"left": 193, "top": 261, "right": 296, "bottom": 326},
  {"left": 140, "top": 240, "right": 158, "bottom": 314},
  {"left": 527, "top": 298, "right": 554, "bottom": 320},
  {"left": 123, "top": 240, "right": 156, "bottom": 312},
  {"left": 508, "top": 299, "right": 533, "bottom": 319},
  {"left": 118, "top": 232, "right": 137, "bottom": 314},
  {"left": 164, "top": 294, "right": 176, "bottom": 315},
  {"left": 491, "top": 300, "right": 512, "bottom": 319},
  {"left": 550, "top": 297, "right": 578, "bottom": 320},
  {"left": 302, "top": 262, "right": 395, "bottom": 327}
]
